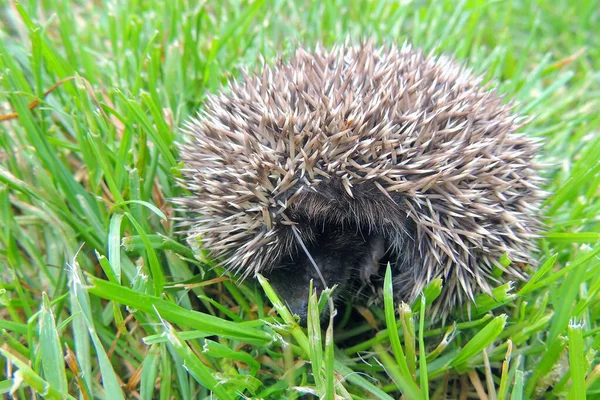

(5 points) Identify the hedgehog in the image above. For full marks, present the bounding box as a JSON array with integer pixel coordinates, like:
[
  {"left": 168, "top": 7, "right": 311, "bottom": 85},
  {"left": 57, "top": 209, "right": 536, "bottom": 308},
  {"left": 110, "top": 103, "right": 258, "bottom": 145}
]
[{"left": 175, "top": 41, "right": 545, "bottom": 323}]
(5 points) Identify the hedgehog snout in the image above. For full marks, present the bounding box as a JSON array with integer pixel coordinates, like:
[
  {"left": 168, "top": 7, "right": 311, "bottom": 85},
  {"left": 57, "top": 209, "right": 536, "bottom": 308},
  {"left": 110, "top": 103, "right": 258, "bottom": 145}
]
[
  {"left": 265, "top": 227, "right": 387, "bottom": 325},
  {"left": 265, "top": 245, "right": 351, "bottom": 325}
]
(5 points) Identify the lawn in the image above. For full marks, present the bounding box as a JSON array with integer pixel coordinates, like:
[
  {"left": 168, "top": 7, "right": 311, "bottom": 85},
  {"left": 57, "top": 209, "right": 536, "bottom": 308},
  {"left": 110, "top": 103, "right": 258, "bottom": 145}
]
[{"left": 1, "top": 0, "right": 599, "bottom": 398}]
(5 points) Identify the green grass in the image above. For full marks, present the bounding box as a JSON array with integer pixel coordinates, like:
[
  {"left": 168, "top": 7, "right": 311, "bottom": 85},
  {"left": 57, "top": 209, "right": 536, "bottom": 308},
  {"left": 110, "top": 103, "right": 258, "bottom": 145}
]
[{"left": 1, "top": 0, "right": 599, "bottom": 398}]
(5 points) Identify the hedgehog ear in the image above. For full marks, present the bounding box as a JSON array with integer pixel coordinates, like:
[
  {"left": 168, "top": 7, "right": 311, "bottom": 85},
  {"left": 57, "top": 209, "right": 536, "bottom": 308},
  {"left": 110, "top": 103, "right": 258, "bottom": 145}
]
[{"left": 359, "top": 235, "right": 386, "bottom": 282}]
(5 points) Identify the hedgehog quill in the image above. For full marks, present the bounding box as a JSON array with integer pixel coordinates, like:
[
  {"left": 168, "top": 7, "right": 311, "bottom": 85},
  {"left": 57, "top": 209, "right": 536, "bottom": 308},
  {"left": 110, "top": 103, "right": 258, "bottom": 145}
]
[{"left": 175, "top": 41, "right": 545, "bottom": 324}]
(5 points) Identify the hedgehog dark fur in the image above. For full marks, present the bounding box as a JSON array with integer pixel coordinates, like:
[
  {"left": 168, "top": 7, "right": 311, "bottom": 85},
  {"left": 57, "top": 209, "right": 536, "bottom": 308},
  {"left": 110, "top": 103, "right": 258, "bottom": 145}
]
[{"left": 175, "top": 41, "right": 545, "bottom": 322}]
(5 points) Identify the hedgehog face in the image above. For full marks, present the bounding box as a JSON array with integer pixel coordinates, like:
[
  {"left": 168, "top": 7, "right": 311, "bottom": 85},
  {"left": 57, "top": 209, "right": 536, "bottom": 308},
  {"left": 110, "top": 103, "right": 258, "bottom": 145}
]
[{"left": 264, "top": 222, "right": 386, "bottom": 324}]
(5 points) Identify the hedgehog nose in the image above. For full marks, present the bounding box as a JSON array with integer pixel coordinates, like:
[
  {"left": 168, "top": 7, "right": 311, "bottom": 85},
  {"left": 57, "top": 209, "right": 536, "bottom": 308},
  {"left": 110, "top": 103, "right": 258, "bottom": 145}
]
[{"left": 286, "top": 299, "right": 309, "bottom": 326}]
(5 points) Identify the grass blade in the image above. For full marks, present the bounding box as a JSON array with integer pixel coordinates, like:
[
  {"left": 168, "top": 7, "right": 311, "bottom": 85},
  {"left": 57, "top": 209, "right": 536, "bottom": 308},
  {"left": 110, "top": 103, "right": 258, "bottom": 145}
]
[
  {"left": 450, "top": 315, "right": 508, "bottom": 370},
  {"left": 88, "top": 275, "right": 271, "bottom": 344},
  {"left": 164, "top": 321, "right": 234, "bottom": 400},
  {"left": 566, "top": 321, "right": 586, "bottom": 400},
  {"left": 38, "top": 293, "right": 69, "bottom": 396}
]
